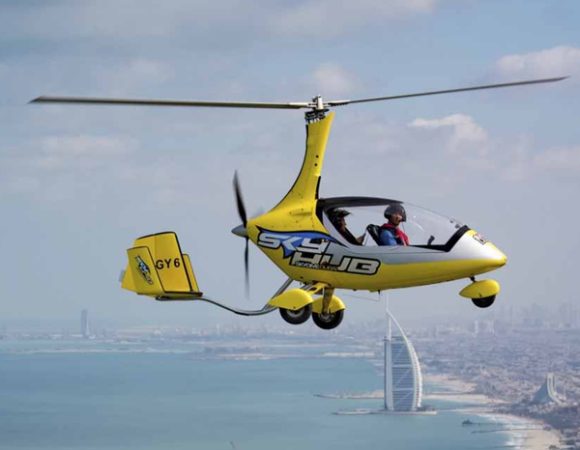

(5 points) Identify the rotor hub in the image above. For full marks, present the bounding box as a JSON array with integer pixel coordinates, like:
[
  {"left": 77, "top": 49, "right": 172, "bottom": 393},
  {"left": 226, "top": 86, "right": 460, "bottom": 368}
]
[{"left": 305, "top": 95, "right": 328, "bottom": 122}]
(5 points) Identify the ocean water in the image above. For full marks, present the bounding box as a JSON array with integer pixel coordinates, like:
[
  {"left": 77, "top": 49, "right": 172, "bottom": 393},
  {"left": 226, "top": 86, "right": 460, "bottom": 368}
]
[{"left": 0, "top": 341, "right": 509, "bottom": 450}]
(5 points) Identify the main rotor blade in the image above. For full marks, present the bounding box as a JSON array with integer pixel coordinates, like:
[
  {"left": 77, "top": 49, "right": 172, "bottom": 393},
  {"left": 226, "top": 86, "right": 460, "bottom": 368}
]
[
  {"left": 327, "top": 76, "right": 568, "bottom": 107},
  {"left": 31, "top": 96, "right": 310, "bottom": 110}
]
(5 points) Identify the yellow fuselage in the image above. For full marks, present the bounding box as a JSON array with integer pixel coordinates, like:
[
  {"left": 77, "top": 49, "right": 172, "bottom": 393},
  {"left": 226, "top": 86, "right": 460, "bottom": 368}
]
[{"left": 246, "top": 112, "right": 506, "bottom": 292}]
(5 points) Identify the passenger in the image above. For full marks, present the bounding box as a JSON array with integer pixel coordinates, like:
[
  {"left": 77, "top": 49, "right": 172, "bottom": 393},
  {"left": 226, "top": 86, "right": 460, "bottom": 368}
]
[
  {"left": 329, "top": 209, "right": 364, "bottom": 245},
  {"left": 379, "top": 204, "right": 409, "bottom": 246}
]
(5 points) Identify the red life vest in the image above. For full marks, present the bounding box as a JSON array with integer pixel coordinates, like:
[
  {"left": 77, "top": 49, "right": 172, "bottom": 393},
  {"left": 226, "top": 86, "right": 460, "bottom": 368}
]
[{"left": 381, "top": 223, "right": 409, "bottom": 246}]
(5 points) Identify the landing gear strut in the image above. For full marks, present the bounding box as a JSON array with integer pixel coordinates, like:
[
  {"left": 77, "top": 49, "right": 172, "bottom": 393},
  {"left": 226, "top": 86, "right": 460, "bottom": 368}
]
[{"left": 311, "top": 286, "right": 344, "bottom": 330}]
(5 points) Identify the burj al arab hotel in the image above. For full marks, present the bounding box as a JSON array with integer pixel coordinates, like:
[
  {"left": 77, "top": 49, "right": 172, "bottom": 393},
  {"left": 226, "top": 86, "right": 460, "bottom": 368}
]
[{"left": 383, "top": 308, "right": 423, "bottom": 412}]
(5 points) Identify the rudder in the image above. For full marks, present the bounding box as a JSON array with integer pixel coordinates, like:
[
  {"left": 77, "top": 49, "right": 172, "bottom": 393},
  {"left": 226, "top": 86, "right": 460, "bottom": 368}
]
[{"left": 121, "top": 232, "right": 202, "bottom": 300}]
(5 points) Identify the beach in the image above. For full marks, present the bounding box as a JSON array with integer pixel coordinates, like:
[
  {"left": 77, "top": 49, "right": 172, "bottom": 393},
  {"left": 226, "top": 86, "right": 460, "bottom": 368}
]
[{"left": 423, "top": 373, "right": 562, "bottom": 450}]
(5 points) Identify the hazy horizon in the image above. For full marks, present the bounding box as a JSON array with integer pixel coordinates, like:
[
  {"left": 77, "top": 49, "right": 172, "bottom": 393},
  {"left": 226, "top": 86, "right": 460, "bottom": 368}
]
[{"left": 1, "top": 1, "right": 579, "bottom": 328}]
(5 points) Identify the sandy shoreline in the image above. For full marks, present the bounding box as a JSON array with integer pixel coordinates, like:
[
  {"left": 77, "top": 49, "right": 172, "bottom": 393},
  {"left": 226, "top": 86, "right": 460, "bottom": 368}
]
[{"left": 423, "top": 373, "right": 562, "bottom": 450}]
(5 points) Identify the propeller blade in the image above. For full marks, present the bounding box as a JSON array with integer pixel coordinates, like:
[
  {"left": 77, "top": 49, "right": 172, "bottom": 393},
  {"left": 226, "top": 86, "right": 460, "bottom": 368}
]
[
  {"left": 31, "top": 96, "right": 310, "bottom": 110},
  {"left": 233, "top": 171, "right": 251, "bottom": 298},
  {"left": 233, "top": 171, "right": 248, "bottom": 227},
  {"left": 244, "top": 238, "right": 250, "bottom": 297},
  {"left": 327, "top": 76, "right": 568, "bottom": 107}
]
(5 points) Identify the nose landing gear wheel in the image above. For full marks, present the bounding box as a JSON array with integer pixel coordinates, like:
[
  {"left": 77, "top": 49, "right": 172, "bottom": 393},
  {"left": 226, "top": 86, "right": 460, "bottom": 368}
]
[
  {"left": 472, "top": 295, "right": 495, "bottom": 308},
  {"left": 312, "top": 310, "right": 344, "bottom": 330},
  {"left": 280, "top": 304, "right": 312, "bottom": 325}
]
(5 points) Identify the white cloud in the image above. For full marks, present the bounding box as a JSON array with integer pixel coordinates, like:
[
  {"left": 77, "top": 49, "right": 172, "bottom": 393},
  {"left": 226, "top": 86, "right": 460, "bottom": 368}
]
[
  {"left": 95, "top": 59, "right": 174, "bottom": 94},
  {"left": 311, "top": 63, "right": 358, "bottom": 98},
  {"left": 4, "top": 176, "right": 41, "bottom": 194},
  {"left": 2, "top": 0, "right": 438, "bottom": 43},
  {"left": 409, "top": 114, "right": 488, "bottom": 155},
  {"left": 532, "top": 146, "right": 580, "bottom": 172},
  {"left": 0, "top": 1, "right": 251, "bottom": 40},
  {"left": 268, "top": 0, "right": 437, "bottom": 38},
  {"left": 496, "top": 143, "right": 580, "bottom": 182},
  {"left": 495, "top": 46, "right": 580, "bottom": 80},
  {"left": 34, "top": 135, "right": 137, "bottom": 170}
]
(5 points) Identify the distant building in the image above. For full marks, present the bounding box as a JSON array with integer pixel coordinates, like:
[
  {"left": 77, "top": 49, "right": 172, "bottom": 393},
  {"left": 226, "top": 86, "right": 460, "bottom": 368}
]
[
  {"left": 474, "top": 319, "right": 495, "bottom": 335},
  {"left": 384, "top": 308, "right": 423, "bottom": 411},
  {"left": 81, "top": 309, "right": 90, "bottom": 338},
  {"left": 532, "top": 373, "right": 565, "bottom": 405}
]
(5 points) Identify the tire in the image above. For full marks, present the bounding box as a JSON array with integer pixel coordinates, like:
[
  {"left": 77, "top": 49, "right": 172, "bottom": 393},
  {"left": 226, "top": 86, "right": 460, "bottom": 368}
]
[
  {"left": 279, "top": 304, "right": 312, "bottom": 325},
  {"left": 312, "top": 310, "right": 344, "bottom": 330},
  {"left": 472, "top": 295, "right": 496, "bottom": 309}
]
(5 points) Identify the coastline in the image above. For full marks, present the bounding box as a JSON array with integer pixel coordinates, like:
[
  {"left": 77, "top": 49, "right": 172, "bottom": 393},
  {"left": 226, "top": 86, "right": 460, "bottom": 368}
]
[{"left": 423, "top": 373, "right": 562, "bottom": 450}]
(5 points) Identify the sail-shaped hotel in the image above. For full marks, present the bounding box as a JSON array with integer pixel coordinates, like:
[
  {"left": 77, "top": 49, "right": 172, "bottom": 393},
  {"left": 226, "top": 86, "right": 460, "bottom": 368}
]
[{"left": 384, "top": 308, "right": 423, "bottom": 412}]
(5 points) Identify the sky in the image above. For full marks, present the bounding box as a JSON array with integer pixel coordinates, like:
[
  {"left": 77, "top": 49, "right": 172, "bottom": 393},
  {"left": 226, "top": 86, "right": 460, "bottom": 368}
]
[{"left": 1, "top": 0, "right": 579, "bottom": 330}]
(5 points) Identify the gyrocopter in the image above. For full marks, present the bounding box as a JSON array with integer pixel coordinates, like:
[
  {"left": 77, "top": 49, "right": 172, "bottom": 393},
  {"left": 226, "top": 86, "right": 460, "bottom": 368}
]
[{"left": 32, "top": 75, "right": 566, "bottom": 330}]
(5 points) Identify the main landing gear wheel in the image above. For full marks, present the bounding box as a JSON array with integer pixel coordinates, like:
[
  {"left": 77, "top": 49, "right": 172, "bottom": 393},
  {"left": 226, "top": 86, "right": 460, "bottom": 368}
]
[
  {"left": 279, "top": 304, "right": 312, "bottom": 325},
  {"left": 312, "top": 310, "right": 344, "bottom": 330},
  {"left": 472, "top": 295, "right": 496, "bottom": 308}
]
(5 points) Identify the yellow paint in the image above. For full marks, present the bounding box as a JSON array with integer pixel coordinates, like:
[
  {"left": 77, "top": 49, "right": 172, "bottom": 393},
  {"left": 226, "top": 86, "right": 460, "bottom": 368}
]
[
  {"left": 122, "top": 246, "right": 164, "bottom": 296},
  {"left": 182, "top": 254, "right": 201, "bottom": 293},
  {"left": 311, "top": 295, "right": 346, "bottom": 314},
  {"left": 122, "top": 232, "right": 201, "bottom": 299},
  {"left": 460, "top": 279, "right": 500, "bottom": 299},
  {"left": 301, "top": 282, "right": 327, "bottom": 296},
  {"left": 267, "top": 288, "right": 313, "bottom": 310},
  {"left": 252, "top": 249, "right": 505, "bottom": 291},
  {"left": 273, "top": 112, "right": 334, "bottom": 210},
  {"left": 132, "top": 232, "right": 192, "bottom": 293},
  {"left": 121, "top": 108, "right": 508, "bottom": 312},
  {"left": 247, "top": 113, "right": 335, "bottom": 244},
  {"left": 245, "top": 114, "right": 507, "bottom": 292}
]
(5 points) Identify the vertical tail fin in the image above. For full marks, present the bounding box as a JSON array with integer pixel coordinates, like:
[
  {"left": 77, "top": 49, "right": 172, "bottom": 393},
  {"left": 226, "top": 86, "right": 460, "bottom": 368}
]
[{"left": 121, "top": 232, "right": 202, "bottom": 300}]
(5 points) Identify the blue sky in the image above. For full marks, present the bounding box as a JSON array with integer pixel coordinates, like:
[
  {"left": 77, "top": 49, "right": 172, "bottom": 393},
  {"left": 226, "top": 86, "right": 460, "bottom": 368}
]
[{"left": 1, "top": 1, "right": 579, "bottom": 329}]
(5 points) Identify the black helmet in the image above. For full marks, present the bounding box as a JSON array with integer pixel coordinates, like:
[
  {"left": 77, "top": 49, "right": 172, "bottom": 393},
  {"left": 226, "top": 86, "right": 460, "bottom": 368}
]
[
  {"left": 384, "top": 203, "right": 406, "bottom": 221},
  {"left": 329, "top": 208, "right": 350, "bottom": 226},
  {"left": 329, "top": 208, "right": 350, "bottom": 219}
]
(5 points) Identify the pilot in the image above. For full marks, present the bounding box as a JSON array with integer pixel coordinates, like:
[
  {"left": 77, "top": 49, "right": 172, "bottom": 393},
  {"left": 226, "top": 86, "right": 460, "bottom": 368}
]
[
  {"left": 330, "top": 209, "right": 364, "bottom": 245},
  {"left": 379, "top": 204, "right": 409, "bottom": 246}
]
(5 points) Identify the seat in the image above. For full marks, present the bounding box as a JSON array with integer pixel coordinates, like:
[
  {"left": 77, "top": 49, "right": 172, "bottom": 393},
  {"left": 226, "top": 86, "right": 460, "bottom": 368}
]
[{"left": 366, "top": 224, "right": 382, "bottom": 245}]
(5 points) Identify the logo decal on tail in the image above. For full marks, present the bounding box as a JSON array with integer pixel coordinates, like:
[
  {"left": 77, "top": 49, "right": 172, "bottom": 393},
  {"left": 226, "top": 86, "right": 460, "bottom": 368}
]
[{"left": 135, "top": 256, "right": 154, "bottom": 285}]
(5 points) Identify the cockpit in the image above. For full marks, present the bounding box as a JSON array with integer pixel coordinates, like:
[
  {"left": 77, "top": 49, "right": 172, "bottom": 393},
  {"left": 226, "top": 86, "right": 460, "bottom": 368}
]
[{"left": 318, "top": 197, "right": 468, "bottom": 251}]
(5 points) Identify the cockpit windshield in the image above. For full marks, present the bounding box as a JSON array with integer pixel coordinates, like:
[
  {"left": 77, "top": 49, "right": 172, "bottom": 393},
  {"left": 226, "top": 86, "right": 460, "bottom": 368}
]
[{"left": 321, "top": 198, "right": 465, "bottom": 249}]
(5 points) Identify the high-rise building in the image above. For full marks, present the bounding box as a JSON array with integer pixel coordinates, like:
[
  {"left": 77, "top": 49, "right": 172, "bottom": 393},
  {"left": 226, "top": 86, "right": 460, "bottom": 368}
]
[
  {"left": 532, "top": 373, "right": 565, "bottom": 405},
  {"left": 81, "top": 309, "right": 90, "bottom": 338},
  {"left": 384, "top": 307, "right": 423, "bottom": 412}
]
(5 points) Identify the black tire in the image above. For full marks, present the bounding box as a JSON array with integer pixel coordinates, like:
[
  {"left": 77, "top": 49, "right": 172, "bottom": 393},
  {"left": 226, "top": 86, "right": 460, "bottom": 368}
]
[
  {"left": 312, "top": 310, "right": 344, "bottom": 330},
  {"left": 472, "top": 295, "right": 496, "bottom": 308},
  {"left": 279, "top": 304, "right": 312, "bottom": 325}
]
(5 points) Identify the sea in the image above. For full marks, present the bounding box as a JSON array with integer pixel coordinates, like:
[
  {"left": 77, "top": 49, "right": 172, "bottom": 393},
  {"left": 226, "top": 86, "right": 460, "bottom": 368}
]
[{"left": 0, "top": 339, "right": 517, "bottom": 450}]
